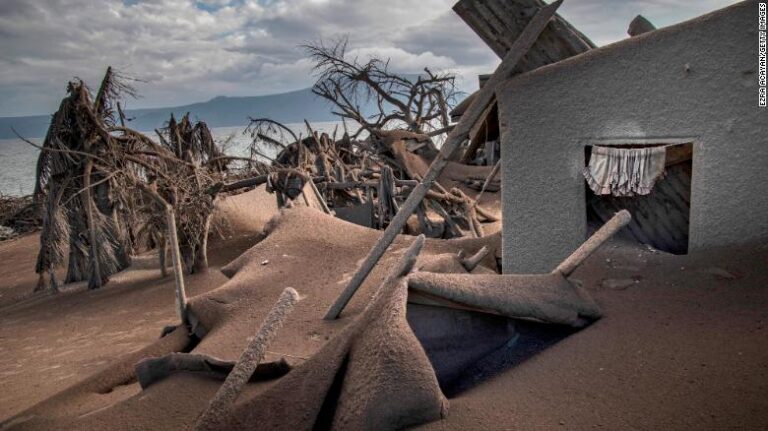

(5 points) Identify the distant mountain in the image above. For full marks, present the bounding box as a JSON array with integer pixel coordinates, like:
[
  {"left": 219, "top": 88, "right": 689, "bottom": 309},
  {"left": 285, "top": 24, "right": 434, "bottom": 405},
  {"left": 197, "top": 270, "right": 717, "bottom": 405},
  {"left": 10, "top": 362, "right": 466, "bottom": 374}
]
[{"left": 0, "top": 87, "right": 342, "bottom": 140}]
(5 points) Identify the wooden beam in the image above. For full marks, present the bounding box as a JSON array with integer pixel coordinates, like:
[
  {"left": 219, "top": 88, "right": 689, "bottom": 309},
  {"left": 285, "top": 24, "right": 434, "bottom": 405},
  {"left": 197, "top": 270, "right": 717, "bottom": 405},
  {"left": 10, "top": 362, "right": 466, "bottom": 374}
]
[
  {"left": 554, "top": 210, "right": 631, "bottom": 276},
  {"left": 220, "top": 175, "right": 268, "bottom": 193},
  {"left": 453, "top": 0, "right": 594, "bottom": 67},
  {"left": 325, "top": 235, "right": 425, "bottom": 320}
]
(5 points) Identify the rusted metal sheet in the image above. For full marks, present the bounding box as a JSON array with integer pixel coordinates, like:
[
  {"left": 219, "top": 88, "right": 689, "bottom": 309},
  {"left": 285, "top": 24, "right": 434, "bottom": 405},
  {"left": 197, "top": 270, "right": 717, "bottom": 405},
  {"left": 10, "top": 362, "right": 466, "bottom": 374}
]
[{"left": 453, "top": 0, "right": 595, "bottom": 74}]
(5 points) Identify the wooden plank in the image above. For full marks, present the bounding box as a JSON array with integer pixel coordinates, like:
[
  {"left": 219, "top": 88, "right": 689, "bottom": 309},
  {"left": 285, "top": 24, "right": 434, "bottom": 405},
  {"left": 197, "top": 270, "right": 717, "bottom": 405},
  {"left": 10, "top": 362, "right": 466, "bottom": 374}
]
[
  {"left": 454, "top": 2, "right": 507, "bottom": 56},
  {"left": 473, "top": 1, "right": 515, "bottom": 45},
  {"left": 485, "top": 0, "right": 536, "bottom": 45}
]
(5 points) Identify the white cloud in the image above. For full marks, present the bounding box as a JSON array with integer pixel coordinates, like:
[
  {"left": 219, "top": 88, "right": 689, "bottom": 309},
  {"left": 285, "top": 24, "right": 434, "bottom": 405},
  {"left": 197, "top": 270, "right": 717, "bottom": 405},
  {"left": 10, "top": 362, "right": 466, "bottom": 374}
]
[
  {"left": 557, "top": 0, "right": 743, "bottom": 46},
  {"left": 348, "top": 47, "right": 458, "bottom": 71},
  {"left": 0, "top": 0, "right": 742, "bottom": 116}
]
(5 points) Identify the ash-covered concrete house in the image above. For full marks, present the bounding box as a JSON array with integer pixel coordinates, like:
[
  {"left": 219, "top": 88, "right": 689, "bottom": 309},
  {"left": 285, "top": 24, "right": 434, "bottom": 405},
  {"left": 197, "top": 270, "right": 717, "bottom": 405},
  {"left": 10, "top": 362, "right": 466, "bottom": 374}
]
[{"left": 483, "top": 0, "right": 768, "bottom": 273}]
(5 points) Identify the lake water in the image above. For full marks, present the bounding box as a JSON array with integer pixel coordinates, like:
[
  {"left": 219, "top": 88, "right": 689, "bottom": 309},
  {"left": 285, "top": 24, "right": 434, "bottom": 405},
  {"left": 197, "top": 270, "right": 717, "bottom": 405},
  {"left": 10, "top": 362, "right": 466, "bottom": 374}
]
[{"left": 0, "top": 121, "right": 344, "bottom": 196}]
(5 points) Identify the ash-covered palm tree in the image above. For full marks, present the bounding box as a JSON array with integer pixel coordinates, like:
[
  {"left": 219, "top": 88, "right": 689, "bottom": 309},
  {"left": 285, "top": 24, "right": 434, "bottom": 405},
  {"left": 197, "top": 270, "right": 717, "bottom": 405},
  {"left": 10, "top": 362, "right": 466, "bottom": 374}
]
[
  {"left": 153, "top": 112, "right": 230, "bottom": 274},
  {"left": 33, "top": 67, "right": 233, "bottom": 292},
  {"left": 34, "top": 67, "right": 135, "bottom": 291}
]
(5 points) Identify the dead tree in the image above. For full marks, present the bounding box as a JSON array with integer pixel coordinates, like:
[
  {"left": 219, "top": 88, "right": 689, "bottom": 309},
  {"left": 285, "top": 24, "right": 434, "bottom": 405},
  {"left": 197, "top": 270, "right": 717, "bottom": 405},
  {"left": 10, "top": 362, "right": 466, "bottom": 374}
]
[{"left": 304, "top": 38, "right": 457, "bottom": 137}]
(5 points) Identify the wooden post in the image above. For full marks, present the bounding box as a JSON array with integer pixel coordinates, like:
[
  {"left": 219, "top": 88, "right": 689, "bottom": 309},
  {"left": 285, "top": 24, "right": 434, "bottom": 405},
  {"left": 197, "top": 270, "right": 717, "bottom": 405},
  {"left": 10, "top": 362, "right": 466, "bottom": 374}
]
[
  {"left": 553, "top": 210, "right": 631, "bottom": 276},
  {"left": 165, "top": 205, "right": 188, "bottom": 325},
  {"left": 194, "top": 287, "right": 301, "bottom": 431},
  {"left": 323, "top": 0, "right": 563, "bottom": 319}
]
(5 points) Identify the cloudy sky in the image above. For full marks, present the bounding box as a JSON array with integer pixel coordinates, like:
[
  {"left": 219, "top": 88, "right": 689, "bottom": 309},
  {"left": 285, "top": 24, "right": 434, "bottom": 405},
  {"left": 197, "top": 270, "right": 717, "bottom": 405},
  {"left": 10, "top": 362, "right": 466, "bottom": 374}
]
[{"left": 0, "top": 0, "right": 741, "bottom": 117}]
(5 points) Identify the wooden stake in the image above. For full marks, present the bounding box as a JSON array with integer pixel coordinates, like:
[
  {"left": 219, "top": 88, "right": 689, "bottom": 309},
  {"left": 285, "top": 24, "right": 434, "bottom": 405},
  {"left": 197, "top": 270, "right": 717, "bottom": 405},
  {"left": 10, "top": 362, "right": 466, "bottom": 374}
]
[
  {"left": 323, "top": 0, "right": 562, "bottom": 319},
  {"left": 308, "top": 177, "right": 332, "bottom": 214},
  {"left": 553, "top": 210, "right": 631, "bottom": 276},
  {"left": 325, "top": 233, "right": 425, "bottom": 319},
  {"left": 194, "top": 287, "right": 301, "bottom": 431},
  {"left": 165, "top": 206, "right": 188, "bottom": 325}
]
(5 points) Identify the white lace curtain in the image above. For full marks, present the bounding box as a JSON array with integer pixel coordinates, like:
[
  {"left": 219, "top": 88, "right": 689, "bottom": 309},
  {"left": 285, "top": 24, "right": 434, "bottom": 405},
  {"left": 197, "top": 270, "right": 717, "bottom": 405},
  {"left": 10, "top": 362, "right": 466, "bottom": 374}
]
[{"left": 583, "top": 145, "right": 666, "bottom": 197}]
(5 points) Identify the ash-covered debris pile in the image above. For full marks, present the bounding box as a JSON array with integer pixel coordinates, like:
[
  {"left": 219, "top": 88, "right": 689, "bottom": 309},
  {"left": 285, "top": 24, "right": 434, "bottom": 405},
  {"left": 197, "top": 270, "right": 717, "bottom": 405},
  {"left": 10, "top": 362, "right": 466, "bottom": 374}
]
[
  {"left": 232, "top": 38, "right": 503, "bottom": 240},
  {"left": 0, "top": 194, "right": 38, "bottom": 240}
]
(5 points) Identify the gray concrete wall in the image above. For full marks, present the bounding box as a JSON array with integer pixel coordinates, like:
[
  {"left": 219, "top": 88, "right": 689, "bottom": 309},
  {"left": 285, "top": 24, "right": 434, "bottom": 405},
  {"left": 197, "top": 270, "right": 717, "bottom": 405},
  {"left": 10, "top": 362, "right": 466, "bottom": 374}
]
[{"left": 498, "top": 0, "right": 768, "bottom": 273}]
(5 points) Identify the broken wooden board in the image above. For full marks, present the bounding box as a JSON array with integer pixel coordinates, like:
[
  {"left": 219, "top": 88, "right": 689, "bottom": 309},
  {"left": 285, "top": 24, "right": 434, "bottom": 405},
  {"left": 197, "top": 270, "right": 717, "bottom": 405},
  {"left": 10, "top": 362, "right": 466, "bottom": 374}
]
[{"left": 453, "top": 0, "right": 595, "bottom": 73}]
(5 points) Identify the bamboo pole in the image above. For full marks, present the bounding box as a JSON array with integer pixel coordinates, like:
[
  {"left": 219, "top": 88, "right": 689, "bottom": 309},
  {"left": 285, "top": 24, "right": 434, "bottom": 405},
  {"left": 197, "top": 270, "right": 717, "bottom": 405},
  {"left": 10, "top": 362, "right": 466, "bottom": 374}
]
[
  {"left": 553, "top": 210, "right": 631, "bottom": 276},
  {"left": 320, "top": 179, "right": 419, "bottom": 190},
  {"left": 194, "top": 287, "right": 301, "bottom": 431},
  {"left": 323, "top": 0, "right": 562, "bottom": 319}
]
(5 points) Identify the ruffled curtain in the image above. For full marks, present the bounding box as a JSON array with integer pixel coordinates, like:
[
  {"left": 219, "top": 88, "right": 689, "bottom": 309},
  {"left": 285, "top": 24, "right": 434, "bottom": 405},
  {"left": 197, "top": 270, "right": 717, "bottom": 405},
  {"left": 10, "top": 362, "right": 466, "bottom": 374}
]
[{"left": 583, "top": 145, "right": 666, "bottom": 197}]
